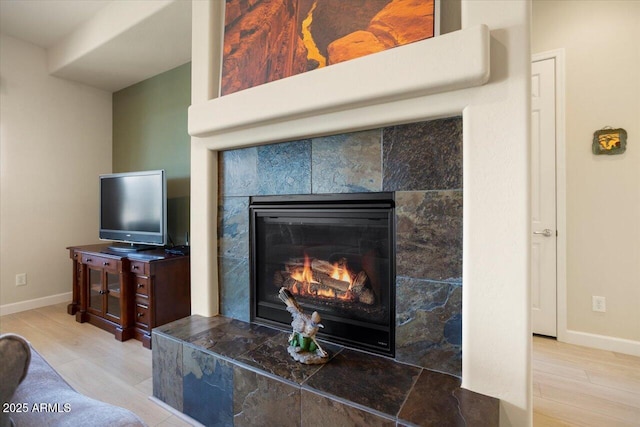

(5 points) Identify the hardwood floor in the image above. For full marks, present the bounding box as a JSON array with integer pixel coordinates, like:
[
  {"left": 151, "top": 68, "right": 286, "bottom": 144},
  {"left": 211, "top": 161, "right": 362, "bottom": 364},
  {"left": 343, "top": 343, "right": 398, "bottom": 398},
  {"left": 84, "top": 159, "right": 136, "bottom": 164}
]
[
  {"left": 0, "top": 303, "right": 192, "bottom": 426},
  {"left": 2, "top": 304, "right": 639, "bottom": 426},
  {"left": 533, "top": 335, "right": 640, "bottom": 426}
]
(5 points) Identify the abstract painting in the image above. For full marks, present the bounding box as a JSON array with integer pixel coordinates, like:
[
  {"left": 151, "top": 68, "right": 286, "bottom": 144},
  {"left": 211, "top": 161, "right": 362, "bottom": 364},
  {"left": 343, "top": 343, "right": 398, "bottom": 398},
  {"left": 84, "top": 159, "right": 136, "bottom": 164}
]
[{"left": 221, "top": 0, "right": 436, "bottom": 96}]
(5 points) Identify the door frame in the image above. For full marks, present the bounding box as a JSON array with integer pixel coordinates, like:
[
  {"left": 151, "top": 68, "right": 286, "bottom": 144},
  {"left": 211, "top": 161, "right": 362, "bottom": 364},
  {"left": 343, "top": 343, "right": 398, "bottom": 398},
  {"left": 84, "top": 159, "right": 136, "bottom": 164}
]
[{"left": 532, "top": 49, "right": 567, "bottom": 341}]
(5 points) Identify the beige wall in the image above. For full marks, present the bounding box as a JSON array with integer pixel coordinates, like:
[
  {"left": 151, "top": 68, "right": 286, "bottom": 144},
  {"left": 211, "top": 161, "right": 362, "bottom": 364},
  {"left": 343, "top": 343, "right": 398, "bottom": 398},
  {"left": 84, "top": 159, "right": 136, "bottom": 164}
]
[
  {"left": 0, "top": 34, "right": 112, "bottom": 312},
  {"left": 533, "top": 1, "right": 640, "bottom": 343}
]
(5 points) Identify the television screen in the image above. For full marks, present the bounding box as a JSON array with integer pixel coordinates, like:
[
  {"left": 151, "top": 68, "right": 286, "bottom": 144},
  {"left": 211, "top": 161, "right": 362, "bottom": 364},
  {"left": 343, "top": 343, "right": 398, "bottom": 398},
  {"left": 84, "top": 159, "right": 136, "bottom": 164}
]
[{"left": 99, "top": 170, "right": 167, "bottom": 251}]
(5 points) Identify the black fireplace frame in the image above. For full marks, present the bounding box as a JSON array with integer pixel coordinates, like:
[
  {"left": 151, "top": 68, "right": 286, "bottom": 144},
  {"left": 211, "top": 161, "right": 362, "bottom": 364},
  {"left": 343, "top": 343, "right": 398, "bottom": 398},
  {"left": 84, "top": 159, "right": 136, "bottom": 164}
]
[{"left": 249, "top": 192, "right": 396, "bottom": 357}]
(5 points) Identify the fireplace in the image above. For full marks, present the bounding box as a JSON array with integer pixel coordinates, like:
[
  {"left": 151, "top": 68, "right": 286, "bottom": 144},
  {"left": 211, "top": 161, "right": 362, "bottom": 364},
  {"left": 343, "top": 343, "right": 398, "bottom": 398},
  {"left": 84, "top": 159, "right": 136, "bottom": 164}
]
[
  {"left": 250, "top": 192, "right": 395, "bottom": 356},
  {"left": 185, "top": 1, "right": 531, "bottom": 419}
]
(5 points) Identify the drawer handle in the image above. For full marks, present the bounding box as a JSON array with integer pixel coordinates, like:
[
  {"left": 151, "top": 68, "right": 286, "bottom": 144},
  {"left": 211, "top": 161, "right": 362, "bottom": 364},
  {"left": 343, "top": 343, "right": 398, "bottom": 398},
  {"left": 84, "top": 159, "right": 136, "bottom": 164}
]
[
  {"left": 132, "top": 265, "right": 139, "bottom": 270},
  {"left": 137, "top": 283, "right": 144, "bottom": 288},
  {"left": 85, "top": 258, "right": 92, "bottom": 262},
  {"left": 103, "top": 262, "right": 109, "bottom": 266},
  {"left": 137, "top": 312, "right": 144, "bottom": 318}
]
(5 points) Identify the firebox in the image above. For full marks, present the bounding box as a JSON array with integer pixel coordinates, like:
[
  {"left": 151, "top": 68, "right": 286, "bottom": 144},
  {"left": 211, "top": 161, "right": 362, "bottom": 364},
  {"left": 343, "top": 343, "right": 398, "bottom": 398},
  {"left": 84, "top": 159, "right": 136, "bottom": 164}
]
[{"left": 250, "top": 193, "right": 395, "bottom": 356}]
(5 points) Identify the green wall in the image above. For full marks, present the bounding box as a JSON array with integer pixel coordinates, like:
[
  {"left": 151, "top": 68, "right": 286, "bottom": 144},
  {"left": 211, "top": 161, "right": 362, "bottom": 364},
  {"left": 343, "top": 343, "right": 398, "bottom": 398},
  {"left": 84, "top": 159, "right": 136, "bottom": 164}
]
[{"left": 113, "top": 62, "right": 191, "bottom": 245}]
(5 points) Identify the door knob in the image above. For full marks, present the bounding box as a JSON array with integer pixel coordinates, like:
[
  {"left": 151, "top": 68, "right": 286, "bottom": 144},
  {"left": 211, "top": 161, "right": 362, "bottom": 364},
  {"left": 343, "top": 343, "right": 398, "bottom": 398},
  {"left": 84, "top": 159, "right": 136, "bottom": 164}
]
[{"left": 533, "top": 229, "right": 553, "bottom": 237}]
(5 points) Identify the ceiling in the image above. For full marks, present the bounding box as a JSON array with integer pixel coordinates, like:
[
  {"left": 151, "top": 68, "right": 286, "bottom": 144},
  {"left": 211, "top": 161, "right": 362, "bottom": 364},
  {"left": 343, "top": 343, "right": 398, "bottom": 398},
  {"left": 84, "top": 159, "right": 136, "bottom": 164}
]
[
  {"left": 0, "top": 0, "right": 110, "bottom": 48},
  {"left": 0, "top": 0, "right": 192, "bottom": 92}
]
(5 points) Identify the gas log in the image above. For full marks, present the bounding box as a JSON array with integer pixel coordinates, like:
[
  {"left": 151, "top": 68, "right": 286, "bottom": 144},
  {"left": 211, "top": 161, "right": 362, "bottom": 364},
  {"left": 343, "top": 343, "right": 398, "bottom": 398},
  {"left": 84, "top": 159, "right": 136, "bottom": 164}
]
[
  {"left": 273, "top": 257, "right": 375, "bottom": 305},
  {"left": 310, "top": 258, "right": 346, "bottom": 276},
  {"left": 350, "top": 271, "right": 374, "bottom": 305},
  {"left": 315, "top": 273, "right": 351, "bottom": 292}
]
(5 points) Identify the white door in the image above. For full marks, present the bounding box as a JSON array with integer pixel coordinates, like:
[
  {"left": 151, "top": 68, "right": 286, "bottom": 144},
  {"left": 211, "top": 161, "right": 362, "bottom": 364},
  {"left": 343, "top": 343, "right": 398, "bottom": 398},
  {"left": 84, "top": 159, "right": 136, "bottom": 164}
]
[{"left": 531, "top": 57, "right": 557, "bottom": 337}]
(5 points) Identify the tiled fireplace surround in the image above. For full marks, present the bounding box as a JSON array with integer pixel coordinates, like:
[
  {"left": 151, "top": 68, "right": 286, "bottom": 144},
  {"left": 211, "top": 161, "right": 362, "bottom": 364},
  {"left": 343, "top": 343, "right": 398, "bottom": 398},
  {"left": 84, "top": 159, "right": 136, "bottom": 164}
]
[
  {"left": 218, "top": 116, "right": 464, "bottom": 376},
  {"left": 152, "top": 117, "right": 499, "bottom": 425}
]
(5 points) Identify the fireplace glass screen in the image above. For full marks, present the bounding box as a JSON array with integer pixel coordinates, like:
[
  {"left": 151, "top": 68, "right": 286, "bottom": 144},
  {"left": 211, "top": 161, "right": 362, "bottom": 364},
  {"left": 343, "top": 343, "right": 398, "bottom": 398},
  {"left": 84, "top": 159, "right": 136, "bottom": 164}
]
[{"left": 250, "top": 193, "right": 394, "bottom": 356}]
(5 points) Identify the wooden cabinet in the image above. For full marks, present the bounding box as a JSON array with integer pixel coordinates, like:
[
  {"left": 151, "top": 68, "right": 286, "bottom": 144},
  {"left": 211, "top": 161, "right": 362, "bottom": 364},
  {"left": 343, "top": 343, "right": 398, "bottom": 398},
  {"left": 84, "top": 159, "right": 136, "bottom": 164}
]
[
  {"left": 128, "top": 255, "right": 191, "bottom": 348},
  {"left": 68, "top": 244, "right": 190, "bottom": 348}
]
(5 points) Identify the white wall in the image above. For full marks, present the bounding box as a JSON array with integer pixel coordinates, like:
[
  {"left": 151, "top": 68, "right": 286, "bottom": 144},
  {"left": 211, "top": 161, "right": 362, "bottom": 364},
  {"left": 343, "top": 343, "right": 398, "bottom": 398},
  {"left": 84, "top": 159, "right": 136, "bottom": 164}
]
[
  {"left": 533, "top": 1, "right": 640, "bottom": 346},
  {"left": 0, "top": 34, "right": 112, "bottom": 313}
]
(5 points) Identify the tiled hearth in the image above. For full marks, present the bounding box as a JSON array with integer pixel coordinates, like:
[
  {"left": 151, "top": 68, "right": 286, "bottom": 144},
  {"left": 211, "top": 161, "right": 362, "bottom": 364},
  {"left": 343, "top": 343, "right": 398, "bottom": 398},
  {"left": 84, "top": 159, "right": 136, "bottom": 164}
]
[
  {"left": 152, "top": 316, "right": 499, "bottom": 427},
  {"left": 218, "top": 117, "right": 463, "bottom": 376}
]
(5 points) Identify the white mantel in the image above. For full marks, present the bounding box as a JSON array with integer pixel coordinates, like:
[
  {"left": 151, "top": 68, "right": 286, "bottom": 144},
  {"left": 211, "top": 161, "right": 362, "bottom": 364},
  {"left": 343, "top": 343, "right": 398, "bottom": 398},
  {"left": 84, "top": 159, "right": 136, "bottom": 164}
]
[
  {"left": 188, "top": 24, "right": 489, "bottom": 144},
  {"left": 187, "top": 1, "right": 532, "bottom": 426}
]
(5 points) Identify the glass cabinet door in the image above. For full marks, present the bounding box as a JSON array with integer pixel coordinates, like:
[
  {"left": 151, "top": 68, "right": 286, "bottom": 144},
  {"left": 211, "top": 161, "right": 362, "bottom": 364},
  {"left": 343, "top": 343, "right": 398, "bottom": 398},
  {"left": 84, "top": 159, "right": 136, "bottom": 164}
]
[
  {"left": 86, "top": 267, "right": 121, "bottom": 321},
  {"left": 88, "top": 268, "right": 103, "bottom": 314},
  {"left": 105, "top": 272, "right": 121, "bottom": 320}
]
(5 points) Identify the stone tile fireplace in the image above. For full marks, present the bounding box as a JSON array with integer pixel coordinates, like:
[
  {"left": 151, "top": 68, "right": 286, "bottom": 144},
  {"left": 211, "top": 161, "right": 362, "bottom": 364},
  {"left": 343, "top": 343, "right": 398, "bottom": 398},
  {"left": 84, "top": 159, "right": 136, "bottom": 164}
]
[
  {"left": 149, "top": 118, "right": 493, "bottom": 427},
  {"left": 218, "top": 116, "right": 463, "bottom": 376}
]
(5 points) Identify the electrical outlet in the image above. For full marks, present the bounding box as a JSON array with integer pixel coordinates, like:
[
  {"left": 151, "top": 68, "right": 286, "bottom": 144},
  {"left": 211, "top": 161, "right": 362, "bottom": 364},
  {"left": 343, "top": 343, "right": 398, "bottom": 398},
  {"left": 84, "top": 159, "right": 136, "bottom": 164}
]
[
  {"left": 592, "top": 296, "right": 606, "bottom": 312},
  {"left": 15, "top": 273, "right": 27, "bottom": 287}
]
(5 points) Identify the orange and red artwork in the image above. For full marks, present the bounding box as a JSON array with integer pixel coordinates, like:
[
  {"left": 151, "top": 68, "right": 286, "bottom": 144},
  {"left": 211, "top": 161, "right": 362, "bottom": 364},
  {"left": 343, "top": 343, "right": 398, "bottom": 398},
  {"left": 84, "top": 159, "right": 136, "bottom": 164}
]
[{"left": 221, "top": 0, "right": 436, "bottom": 96}]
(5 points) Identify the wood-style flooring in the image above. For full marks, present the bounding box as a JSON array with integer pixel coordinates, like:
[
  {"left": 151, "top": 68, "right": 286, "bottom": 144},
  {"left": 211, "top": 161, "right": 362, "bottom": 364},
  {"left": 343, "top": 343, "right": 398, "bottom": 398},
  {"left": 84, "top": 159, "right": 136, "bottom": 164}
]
[
  {"left": 1, "top": 304, "right": 639, "bottom": 426},
  {"left": 0, "top": 303, "right": 191, "bottom": 426},
  {"left": 533, "top": 335, "right": 640, "bottom": 426}
]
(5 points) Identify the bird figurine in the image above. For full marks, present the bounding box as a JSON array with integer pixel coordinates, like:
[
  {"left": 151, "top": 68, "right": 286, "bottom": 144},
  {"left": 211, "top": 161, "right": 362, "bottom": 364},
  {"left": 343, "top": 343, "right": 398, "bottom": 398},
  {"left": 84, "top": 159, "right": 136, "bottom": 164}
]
[{"left": 278, "top": 287, "right": 329, "bottom": 364}]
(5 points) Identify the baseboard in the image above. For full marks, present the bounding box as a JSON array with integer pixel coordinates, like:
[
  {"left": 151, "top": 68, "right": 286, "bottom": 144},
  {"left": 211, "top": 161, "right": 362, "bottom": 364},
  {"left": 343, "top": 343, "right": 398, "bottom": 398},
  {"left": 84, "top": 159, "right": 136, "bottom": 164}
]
[
  {"left": 562, "top": 329, "right": 640, "bottom": 357},
  {"left": 148, "top": 396, "right": 204, "bottom": 427},
  {"left": 0, "top": 292, "right": 72, "bottom": 316}
]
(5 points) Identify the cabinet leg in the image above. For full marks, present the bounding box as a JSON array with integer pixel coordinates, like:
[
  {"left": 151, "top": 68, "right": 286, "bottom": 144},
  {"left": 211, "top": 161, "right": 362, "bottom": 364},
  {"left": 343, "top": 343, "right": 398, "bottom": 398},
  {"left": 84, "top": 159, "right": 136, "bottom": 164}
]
[
  {"left": 67, "top": 303, "right": 78, "bottom": 315},
  {"left": 115, "top": 326, "right": 136, "bottom": 342},
  {"left": 142, "top": 334, "right": 152, "bottom": 349},
  {"left": 75, "top": 311, "right": 87, "bottom": 323}
]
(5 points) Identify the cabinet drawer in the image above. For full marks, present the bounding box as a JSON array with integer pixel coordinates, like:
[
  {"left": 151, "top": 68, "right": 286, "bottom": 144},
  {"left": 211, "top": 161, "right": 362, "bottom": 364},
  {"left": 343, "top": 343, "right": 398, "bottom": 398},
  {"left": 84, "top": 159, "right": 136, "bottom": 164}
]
[
  {"left": 135, "top": 304, "right": 149, "bottom": 329},
  {"left": 136, "top": 293, "right": 149, "bottom": 306},
  {"left": 134, "top": 276, "right": 150, "bottom": 296},
  {"left": 81, "top": 254, "right": 118, "bottom": 272},
  {"left": 129, "top": 261, "right": 149, "bottom": 275}
]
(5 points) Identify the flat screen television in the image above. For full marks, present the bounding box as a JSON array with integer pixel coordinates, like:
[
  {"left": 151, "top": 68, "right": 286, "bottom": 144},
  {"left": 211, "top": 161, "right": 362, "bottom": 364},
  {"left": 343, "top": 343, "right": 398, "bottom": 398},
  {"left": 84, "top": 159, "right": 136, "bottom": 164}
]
[{"left": 99, "top": 170, "right": 167, "bottom": 252}]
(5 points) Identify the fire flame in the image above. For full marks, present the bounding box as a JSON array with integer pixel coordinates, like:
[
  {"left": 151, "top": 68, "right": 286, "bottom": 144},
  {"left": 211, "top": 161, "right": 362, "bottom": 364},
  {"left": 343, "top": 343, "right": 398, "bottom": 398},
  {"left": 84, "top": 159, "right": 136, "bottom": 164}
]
[
  {"left": 316, "top": 287, "right": 336, "bottom": 298},
  {"left": 331, "top": 264, "right": 353, "bottom": 286},
  {"left": 290, "top": 254, "right": 318, "bottom": 292},
  {"left": 288, "top": 254, "right": 354, "bottom": 301}
]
